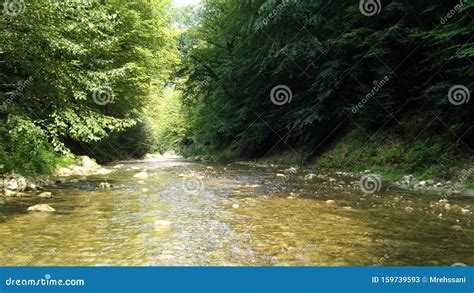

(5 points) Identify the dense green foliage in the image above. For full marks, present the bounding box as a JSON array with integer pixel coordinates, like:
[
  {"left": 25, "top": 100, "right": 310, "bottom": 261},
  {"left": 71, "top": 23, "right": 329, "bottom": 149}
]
[
  {"left": 1, "top": 0, "right": 472, "bottom": 180},
  {"left": 177, "top": 0, "right": 474, "bottom": 173},
  {"left": 1, "top": 0, "right": 174, "bottom": 174}
]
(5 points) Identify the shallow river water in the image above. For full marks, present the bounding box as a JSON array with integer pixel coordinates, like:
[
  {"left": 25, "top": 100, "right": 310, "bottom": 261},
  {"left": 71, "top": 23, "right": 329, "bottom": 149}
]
[{"left": 1, "top": 157, "right": 473, "bottom": 266}]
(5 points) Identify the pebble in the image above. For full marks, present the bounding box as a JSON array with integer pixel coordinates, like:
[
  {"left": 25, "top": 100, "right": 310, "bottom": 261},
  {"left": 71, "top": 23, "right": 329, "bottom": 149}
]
[
  {"left": 326, "top": 200, "right": 336, "bottom": 205},
  {"left": 232, "top": 204, "right": 240, "bottom": 209}
]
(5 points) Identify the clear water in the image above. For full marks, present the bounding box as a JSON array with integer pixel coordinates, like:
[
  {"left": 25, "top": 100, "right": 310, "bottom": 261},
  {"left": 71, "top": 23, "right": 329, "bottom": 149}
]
[{"left": 0, "top": 157, "right": 472, "bottom": 266}]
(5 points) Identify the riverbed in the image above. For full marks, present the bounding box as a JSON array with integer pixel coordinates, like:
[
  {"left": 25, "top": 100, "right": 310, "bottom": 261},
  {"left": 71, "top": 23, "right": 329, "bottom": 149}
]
[{"left": 0, "top": 157, "right": 472, "bottom": 266}]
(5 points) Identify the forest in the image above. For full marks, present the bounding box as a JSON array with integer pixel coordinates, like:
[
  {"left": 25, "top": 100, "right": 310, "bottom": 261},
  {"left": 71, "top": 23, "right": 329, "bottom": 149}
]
[{"left": 1, "top": 0, "right": 473, "bottom": 182}]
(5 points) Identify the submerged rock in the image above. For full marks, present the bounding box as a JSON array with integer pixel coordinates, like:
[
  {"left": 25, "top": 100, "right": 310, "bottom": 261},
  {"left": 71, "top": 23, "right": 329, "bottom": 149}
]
[
  {"left": 27, "top": 204, "right": 55, "bottom": 212},
  {"left": 232, "top": 204, "right": 240, "bottom": 209}
]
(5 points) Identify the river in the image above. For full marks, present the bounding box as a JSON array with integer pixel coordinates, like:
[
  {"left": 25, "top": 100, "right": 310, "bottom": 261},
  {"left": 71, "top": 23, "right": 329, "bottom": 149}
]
[{"left": 0, "top": 156, "right": 472, "bottom": 266}]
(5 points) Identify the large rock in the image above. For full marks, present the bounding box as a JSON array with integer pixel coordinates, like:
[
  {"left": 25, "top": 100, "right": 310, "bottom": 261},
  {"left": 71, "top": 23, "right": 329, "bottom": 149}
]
[
  {"left": 56, "top": 167, "right": 72, "bottom": 176},
  {"left": 3, "top": 175, "right": 27, "bottom": 192},
  {"left": 27, "top": 204, "right": 55, "bottom": 212},
  {"left": 78, "top": 156, "right": 99, "bottom": 169},
  {"left": 72, "top": 166, "right": 88, "bottom": 175}
]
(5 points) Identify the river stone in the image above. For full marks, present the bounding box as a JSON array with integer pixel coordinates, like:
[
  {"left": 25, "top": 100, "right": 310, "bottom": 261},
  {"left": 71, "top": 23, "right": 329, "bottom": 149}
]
[
  {"left": 326, "top": 200, "right": 336, "bottom": 205},
  {"left": 38, "top": 192, "right": 53, "bottom": 198},
  {"left": 98, "top": 182, "right": 112, "bottom": 189},
  {"left": 72, "top": 166, "right": 88, "bottom": 175},
  {"left": 56, "top": 167, "right": 72, "bottom": 176},
  {"left": 232, "top": 204, "right": 240, "bottom": 209},
  {"left": 133, "top": 172, "right": 149, "bottom": 179},
  {"left": 27, "top": 204, "right": 55, "bottom": 212},
  {"left": 5, "top": 190, "right": 18, "bottom": 197},
  {"left": 4, "top": 175, "right": 27, "bottom": 192}
]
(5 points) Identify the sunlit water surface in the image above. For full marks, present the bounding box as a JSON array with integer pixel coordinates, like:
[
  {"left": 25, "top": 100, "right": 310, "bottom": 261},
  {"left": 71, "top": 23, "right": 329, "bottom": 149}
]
[{"left": 1, "top": 157, "right": 473, "bottom": 266}]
